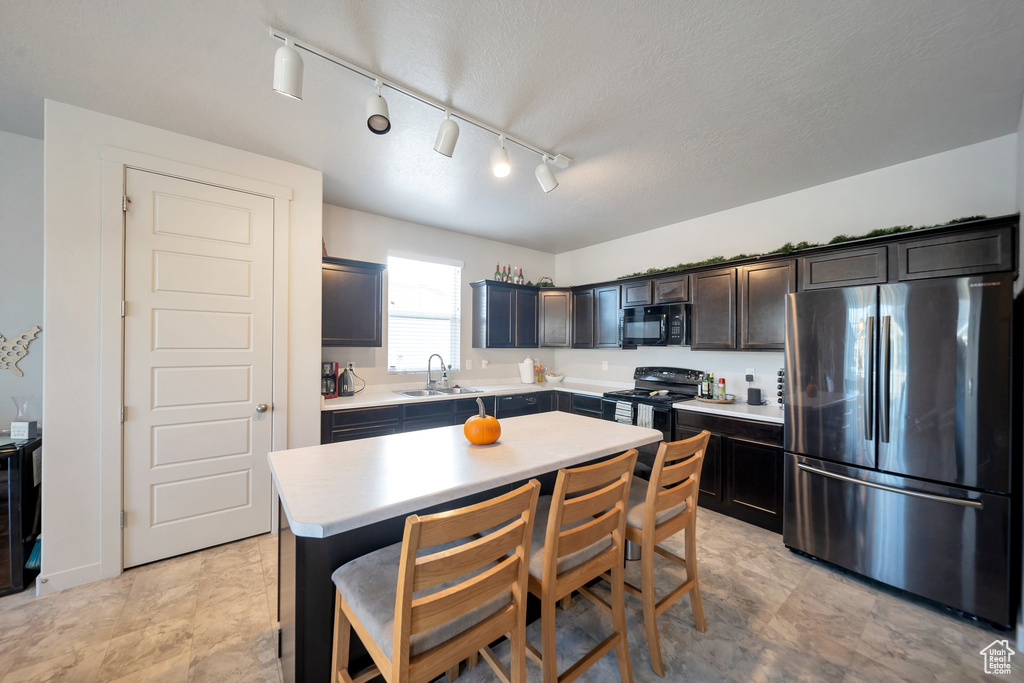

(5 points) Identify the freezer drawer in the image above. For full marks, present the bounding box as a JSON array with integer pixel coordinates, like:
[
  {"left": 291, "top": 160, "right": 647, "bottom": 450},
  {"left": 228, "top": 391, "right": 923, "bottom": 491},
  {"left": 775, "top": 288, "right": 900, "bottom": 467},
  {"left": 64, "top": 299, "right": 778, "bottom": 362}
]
[{"left": 784, "top": 453, "right": 1012, "bottom": 626}]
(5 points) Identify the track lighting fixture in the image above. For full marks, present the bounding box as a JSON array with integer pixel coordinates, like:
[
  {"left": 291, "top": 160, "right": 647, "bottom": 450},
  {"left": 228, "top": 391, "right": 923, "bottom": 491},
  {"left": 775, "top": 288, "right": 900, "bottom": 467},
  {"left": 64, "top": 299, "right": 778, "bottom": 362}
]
[
  {"left": 535, "top": 154, "right": 559, "bottom": 193},
  {"left": 433, "top": 110, "right": 459, "bottom": 157},
  {"left": 270, "top": 28, "right": 574, "bottom": 190},
  {"left": 491, "top": 135, "right": 511, "bottom": 178},
  {"left": 366, "top": 78, "right": 391, "bottom": 135},
  {"left": 272, "top": 39, "right": 303, "bottom": 100}
]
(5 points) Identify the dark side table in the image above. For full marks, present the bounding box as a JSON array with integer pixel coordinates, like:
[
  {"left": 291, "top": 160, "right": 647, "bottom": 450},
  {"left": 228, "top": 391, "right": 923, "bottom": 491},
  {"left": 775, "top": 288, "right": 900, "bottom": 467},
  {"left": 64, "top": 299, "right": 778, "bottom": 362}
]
[{"left": 1, "top": 436, "right": 41, "bottom": 596}]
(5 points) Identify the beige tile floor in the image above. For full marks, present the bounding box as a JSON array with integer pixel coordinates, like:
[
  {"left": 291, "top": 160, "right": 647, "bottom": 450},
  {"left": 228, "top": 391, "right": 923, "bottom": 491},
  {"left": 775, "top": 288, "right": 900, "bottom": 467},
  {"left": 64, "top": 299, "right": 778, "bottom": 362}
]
[{"left": 0, "top": 510, "right": 1018, "bottom": 682}]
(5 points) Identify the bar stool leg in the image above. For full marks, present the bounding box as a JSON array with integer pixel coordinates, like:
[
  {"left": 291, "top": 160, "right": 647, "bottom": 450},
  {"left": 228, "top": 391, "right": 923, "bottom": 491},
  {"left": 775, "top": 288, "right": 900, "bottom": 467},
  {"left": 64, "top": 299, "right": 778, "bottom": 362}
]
[
  {"left": 686, "top": 526, "right": 706, "bottom": 632},
  {"left": 541, "top": 597, "right": 559, "bottom": 683},
  {"left": 611, "top": 558, "right": 634, "bottom": 683},
  {"left": 332, "top": 591, "right": 351, "bottom": 682},
  {"left": 640, "top": 539, "right": 664, "bottom": 676}
]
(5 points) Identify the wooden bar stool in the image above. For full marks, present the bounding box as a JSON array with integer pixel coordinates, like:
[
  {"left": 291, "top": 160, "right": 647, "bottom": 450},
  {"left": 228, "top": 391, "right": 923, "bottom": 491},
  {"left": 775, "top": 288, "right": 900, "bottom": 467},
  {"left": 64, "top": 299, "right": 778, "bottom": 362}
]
[
  {"left": 589, "top": 431, "right": 710, "bottom": 676},
  {"left": 330, "top": 480, "right": 540, "bottom": 683},
  {"left": 526, "top": 448, "right": 638, "bottom": 683}
]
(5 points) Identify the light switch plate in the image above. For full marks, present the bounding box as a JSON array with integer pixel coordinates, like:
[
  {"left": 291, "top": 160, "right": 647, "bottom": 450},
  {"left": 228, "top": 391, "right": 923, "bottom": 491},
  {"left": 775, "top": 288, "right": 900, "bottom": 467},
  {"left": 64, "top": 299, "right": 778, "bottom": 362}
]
[
  {"left": 465, "top": 359, "right": 472, "bottom": 370},
  {"left": 602, "top": 361, "right": 609, "bottom": 371}
]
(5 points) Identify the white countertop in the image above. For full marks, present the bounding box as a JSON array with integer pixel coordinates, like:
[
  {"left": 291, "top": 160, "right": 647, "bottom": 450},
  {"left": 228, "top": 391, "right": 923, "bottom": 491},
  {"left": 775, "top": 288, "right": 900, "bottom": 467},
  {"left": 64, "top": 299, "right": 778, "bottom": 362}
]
[
  {"left": 672, "top": 399, "right": 785, "bottom": 425},
  {"left": 322, "top": 379, "right": 627, "bottom": 411},
  {"left": 269, "top": 412, "right": 662, "bottom": 538}
]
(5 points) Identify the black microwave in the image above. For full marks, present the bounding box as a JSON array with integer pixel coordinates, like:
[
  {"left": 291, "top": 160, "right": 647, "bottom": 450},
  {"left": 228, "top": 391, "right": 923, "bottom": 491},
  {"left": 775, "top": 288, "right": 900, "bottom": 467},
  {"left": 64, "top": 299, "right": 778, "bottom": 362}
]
[{"left": 619, "top": 304, "right": 691, "bottom": 347}]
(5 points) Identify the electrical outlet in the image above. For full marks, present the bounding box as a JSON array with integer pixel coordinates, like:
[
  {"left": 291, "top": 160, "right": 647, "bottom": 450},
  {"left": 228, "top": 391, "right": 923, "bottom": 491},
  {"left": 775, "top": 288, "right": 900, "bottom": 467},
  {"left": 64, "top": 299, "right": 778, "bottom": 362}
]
[
  {"left": 745, "top": 367, "right": 755, "bottom": 383},
  {"left": 348, "top": 362, "right": 355, "bottom": 370},
  {"left": 602, "top": 361, "right": 609, "bottom": 371},
  {"left": 465, "top": 359, "right": 472, "bottom": 370},
  {"left": 481, "top": 360, "right": 489, "bottom": 369}
]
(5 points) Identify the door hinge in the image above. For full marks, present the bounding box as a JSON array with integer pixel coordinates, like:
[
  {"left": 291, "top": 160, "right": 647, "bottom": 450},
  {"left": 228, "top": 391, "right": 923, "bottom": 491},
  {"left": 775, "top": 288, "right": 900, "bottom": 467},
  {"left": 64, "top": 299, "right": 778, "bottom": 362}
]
[
  {"left": 122, "top": 195, "right": 130, "bottom": 212},
  {"left": 120, "top": 300, "right": 126, "bottom": 317},
  {"left": 120, "top": 511, "right": 126, "bottom": 528},
  {"left": 120, "top": 406, "right": 125, "bottom": 423}
]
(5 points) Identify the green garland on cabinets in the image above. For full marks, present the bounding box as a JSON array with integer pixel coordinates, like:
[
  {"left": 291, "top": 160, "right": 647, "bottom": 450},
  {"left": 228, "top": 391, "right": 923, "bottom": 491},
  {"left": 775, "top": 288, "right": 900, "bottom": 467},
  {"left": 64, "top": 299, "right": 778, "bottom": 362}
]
[{"left": 618, "top": 215, "right": 987, "bottom": 279}]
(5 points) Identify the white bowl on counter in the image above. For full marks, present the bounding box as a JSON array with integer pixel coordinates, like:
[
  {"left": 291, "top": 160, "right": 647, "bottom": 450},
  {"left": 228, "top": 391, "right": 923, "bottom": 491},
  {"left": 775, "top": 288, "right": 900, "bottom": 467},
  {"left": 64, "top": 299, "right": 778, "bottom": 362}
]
[{"left": 544, "top": 374, "right": 565, "bottom": 383}]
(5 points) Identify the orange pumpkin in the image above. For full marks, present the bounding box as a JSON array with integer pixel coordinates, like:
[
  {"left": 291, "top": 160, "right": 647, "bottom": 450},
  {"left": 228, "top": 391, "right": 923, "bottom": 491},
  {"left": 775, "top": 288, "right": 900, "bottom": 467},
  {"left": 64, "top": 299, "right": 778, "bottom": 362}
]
[{"left": 464, "top": 397, "right": 501, "bottom": 445}]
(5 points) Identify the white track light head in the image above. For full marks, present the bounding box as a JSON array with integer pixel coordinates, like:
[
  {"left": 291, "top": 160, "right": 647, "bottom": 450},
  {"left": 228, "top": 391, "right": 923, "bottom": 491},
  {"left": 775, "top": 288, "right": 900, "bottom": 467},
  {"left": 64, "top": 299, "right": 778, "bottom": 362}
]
[
  {"left": 366, "top": 78, "right": 391, "bottom": 134},
  {"left": 433, "top": 111, "right": 460, "bottom": 157},
  {"left": 491, "top": 135, "right": 511, "bottom": 178},
  {"left": 272, "top": 42, "right": 303, "bottom": 100},
  {"left": 535, "top": 155, "right": 558, "bottom": 193}
]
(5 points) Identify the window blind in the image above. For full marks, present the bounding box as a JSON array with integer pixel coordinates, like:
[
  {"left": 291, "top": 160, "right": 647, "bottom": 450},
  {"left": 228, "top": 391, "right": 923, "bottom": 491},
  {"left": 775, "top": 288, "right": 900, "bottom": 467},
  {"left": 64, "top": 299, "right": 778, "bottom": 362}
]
[{"left": 387, "top": 256, "right": 462, "bottom": 373}]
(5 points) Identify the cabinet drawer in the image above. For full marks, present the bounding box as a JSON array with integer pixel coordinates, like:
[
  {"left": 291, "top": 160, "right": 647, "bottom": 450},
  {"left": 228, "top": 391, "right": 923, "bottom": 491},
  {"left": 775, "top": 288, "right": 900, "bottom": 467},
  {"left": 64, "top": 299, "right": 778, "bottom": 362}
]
[
  {"left": 653, "top": 274, "right": 688, "bottom": 303},
  {"left": 622, "top": 281, "right": 653, "bottom": 307},
  {"left": 898, "top": 227, "right": 1014, "bottom": 280},
  {"left": 331, "top": 406, "right": 401, "bottom": 429},
  {"left": 454, "top": 396, "right": 495, "bottom": 415},
  {"left": 571, "top": 394, "right": 603, "bottom": 415},
  {"left": 403, "top": 401, "right": 453, "bottom": 420},
  {"left": 675, "top": 409, "right": 782, "bottom": 447},
  {"left": 403, "top": 416, "right": 453, "bottom": 432},
  {"left": 800, "top": 246, "right": 888, "bottom": 290},
  {"left": 331, "top": 424, "right": 400, "bottom": 442}
]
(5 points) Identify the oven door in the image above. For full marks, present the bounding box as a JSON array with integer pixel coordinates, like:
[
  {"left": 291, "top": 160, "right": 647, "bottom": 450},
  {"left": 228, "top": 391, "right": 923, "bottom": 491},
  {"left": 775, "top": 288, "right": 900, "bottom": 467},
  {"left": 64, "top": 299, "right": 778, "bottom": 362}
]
[{"left": 622, "top": 307, "right": 667, "bottom": 346}]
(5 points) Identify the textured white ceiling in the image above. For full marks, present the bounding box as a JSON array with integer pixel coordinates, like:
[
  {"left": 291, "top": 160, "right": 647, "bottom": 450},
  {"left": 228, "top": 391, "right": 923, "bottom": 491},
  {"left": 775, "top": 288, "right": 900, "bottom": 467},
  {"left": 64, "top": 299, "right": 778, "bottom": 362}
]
[{"left": 2, "top": 1, "right": 1023, "bottom": 252}]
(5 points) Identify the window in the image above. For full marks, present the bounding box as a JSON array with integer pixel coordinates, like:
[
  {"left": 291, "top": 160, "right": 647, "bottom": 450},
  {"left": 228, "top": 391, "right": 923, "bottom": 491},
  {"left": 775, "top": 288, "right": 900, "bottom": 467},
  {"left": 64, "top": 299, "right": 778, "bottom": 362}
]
[{"left": 387, "top": 255, "right": 462, "bottom": 373}]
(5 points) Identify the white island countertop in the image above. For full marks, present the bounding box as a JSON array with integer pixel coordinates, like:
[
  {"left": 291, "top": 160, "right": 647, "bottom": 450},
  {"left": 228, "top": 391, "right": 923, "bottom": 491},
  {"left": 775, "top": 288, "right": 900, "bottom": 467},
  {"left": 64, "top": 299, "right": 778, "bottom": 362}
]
[
  {"left": 269, "top": 412, "right": 662, "bottom": 538},
  {"left": 672, "top": 399, "right": 785, "bottom": 425},
  {"left": 322, "top": 379, "right": 626, "bottom": 411}
]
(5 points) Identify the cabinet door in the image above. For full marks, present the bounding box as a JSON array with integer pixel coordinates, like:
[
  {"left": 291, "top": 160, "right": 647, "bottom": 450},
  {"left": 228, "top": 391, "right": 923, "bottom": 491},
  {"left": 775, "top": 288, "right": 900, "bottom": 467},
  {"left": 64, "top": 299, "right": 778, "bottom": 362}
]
[
  {"left": 739, "top": 260, "right": 795, "bottom": 350},
  {"left": 674, "top": 425, "right": 722, "bottom": 506},
  {"left": 572, "top": 290, "right": 595, "bottom": 348},
  {"left": 897, "top": 226, "right": 1014, "bottom": 281},
  {"left": 322, "top": 259, "right": 385, "bottom": 347},
  {"left": 725, "top": 438, "right": 783, "bottom": 532},
  {"left": 691, "top": 268, "right": 737, "bottom": 350},
  {"left": 800, "top": 246, "right": 888, "bottom": 291},
  {"left": 594, "top": 285, "right": 621, "bottom": 348},
  {"left": 621, "top": 281, "right": 652, "bottom": 307},
  {"left": 514, "top": 289, "right": 539, "bottom": 347},
  {"left": 557, "top": 392, "right": 572, "bottom": 413},
  {"left": 539, "top": 290, "right": 572, "bottom": 347},
  {"left": 653, "top": 274, "right": 688, "bottom": 303},
  {"left": 485, "top": 286, "right": 516, "bottom": 348}
]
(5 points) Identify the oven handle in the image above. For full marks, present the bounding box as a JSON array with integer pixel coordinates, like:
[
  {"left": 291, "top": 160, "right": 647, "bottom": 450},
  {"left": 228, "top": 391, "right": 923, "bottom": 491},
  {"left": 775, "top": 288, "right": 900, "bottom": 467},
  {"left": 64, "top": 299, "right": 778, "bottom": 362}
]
[{"left": 796, "top": 463, "right": 983, "bottom": 509}]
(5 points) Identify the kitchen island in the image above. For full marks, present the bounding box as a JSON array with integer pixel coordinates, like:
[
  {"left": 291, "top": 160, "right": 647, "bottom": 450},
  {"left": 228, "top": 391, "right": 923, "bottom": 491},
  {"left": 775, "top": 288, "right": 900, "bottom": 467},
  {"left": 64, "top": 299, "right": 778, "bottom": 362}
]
[{"left": 270, "top": 411, "right": 662, "bottom": 682}]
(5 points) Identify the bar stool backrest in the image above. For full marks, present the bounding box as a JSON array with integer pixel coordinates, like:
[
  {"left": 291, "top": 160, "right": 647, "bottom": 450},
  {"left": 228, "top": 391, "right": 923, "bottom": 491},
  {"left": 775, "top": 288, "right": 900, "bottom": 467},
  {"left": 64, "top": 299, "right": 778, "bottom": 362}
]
[{"left": 643, "top": 431, "right": 710, "bottom": 537}]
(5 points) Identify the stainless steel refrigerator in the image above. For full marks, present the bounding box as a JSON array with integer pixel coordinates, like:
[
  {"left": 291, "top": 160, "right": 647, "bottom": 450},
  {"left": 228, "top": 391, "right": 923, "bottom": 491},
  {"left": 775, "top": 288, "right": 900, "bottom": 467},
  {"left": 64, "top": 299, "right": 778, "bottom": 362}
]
[{"left": 783, "top": 273, "right": 1015, "bottom": 626}]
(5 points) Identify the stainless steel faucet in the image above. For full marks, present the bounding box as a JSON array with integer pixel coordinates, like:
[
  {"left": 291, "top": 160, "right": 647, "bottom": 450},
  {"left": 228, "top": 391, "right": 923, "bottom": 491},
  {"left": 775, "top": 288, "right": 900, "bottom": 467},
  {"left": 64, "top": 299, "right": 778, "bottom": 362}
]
[{"left": 427, "top": 354, "right": 447, "bottom": 389}]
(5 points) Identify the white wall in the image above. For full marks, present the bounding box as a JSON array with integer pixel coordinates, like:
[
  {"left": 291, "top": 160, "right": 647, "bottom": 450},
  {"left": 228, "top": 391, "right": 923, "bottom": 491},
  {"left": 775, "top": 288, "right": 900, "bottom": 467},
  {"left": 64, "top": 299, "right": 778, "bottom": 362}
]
[
  {"left": 42, "top": 101, "right": 322, "bottom": 592},
  {"left": 554, "top": 135, "right": 1019, "bottom": 393},
  {"left": 0, "top": 131, "right": 44, "bottom": 427},
  {"left": 322, "top": 204, "right": 558, "bottom": 385}
]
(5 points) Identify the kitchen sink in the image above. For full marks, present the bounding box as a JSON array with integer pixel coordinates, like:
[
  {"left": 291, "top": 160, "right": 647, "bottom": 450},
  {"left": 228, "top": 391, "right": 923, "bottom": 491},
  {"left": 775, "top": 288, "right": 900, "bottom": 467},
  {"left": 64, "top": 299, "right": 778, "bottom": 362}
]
[
  {"left": 394, "top": 389, "right": 445, "bottom": 398},
  {"left": 436, "top": 387, "right": 481, "bottom": 394}
]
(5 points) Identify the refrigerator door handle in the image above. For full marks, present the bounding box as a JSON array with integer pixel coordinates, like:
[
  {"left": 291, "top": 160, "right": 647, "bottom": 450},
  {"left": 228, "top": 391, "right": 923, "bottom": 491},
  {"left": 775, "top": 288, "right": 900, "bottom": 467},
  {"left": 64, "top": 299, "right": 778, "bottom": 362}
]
[
  {"left": 879, "top": 315, "right": 891, "bottom": 443},
  {"left": 796, "top": 463, "right": 983, "bottom": 508},
  {"left": 864, "top": 316, "right": 875, "bottom": 440}
]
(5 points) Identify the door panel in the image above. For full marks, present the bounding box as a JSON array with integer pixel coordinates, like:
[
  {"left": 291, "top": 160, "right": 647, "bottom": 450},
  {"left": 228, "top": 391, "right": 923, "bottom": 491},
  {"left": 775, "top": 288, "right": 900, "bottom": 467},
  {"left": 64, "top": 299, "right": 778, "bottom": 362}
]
[
  {"left": 784, "top": 286, "right": 876, "bottom": 468},
  {"left": 877, "top": 275, "right": 1012, "bottom": 493},
  {"left": 124, "top": 169, "right": 274, "bottom": 567}
]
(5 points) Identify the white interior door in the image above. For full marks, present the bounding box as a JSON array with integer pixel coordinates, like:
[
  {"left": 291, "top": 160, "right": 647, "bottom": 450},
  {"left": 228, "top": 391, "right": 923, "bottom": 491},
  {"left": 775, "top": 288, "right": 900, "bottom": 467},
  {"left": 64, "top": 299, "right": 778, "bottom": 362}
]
[{"left": 123, "top": 169, "right": 275, "bottom": 567}]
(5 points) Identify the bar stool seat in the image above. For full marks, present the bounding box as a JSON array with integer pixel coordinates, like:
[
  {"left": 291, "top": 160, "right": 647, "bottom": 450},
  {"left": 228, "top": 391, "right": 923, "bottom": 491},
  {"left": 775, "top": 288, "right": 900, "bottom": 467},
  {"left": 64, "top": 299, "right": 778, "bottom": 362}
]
[
  {"left": 528, "top": 495, "right": 611, "bottom": 579},
  {"left": 625, "top": 479, "right": 686, "bottom": 529},
  {"left": 331, "top": 540, "right": 509, "bottom": 659}
]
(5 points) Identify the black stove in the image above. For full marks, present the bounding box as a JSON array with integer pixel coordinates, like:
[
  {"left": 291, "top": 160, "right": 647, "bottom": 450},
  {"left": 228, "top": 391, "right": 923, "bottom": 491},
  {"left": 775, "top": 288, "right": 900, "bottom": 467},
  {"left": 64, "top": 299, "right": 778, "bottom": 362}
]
[{"left": 602, "top": 366, "right": 702, "bottom": 405}]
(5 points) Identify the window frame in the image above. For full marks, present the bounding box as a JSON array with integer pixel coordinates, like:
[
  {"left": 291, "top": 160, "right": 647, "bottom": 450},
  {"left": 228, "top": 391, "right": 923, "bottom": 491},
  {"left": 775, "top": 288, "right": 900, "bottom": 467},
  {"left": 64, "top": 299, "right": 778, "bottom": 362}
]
[{"left": 385, "top": 252, "right": 463, "bottom": 374}]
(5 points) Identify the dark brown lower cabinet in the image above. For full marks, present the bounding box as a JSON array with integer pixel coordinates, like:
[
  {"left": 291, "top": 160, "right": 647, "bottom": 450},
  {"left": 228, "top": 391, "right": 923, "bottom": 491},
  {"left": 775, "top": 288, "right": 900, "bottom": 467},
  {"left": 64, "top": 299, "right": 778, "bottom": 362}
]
[
  {"left": 557, "top": 392, "right": 572, "bottom": 413},
  {"left": 675, "top": 409, "right": 783, "bottom": 532}
]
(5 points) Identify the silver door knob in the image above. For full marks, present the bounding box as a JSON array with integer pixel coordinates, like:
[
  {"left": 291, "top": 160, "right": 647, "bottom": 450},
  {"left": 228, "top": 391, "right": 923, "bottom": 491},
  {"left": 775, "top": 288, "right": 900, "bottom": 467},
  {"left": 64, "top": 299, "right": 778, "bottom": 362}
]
[{"left": 256, "top": 403, "right": 269, "bottom": 413}]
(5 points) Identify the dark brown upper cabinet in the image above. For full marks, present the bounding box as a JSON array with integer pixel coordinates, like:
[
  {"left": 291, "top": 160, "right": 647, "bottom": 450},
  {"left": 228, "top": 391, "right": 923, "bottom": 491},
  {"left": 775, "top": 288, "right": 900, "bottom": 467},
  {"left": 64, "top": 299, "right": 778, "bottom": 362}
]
[
  {"left": 738, "top": 260, "right": 795, "bottom": 350},
  {"left": 594, "top": 285, "right": 621, "bottom": 348},
  {"left": 571, "top": 289, "right": 595, "bottom": 348},
  {"left": 897, "top": 226, "right": 1014, "bottom": 281},
  {"left": 653, "top": 274, "right": 689, "bottom": 303},
  {"left": 470, "top": 281, "right": 538, "bottom": 349},
  {"left": 539, "top": 289, "right": 572, "bottom": 347},
  {"left": 799, "top": 246, "right": 888, "bottom": 291},
  {"left": 690, "top": 267, "right": 737, "bottom": 350},
  {"left": 322, "top": 257, "right": 386, "bottom": 347},
  {"left": 621, "top": 280, "right": 653, "bottom": 307}
]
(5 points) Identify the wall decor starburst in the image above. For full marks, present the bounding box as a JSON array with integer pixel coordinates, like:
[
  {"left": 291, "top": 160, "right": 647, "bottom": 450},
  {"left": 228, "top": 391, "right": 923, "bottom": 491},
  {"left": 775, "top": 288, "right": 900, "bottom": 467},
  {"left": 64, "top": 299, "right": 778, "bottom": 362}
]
[{"left": 0, "top": 325, "right": 41, "bottom": 377}]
